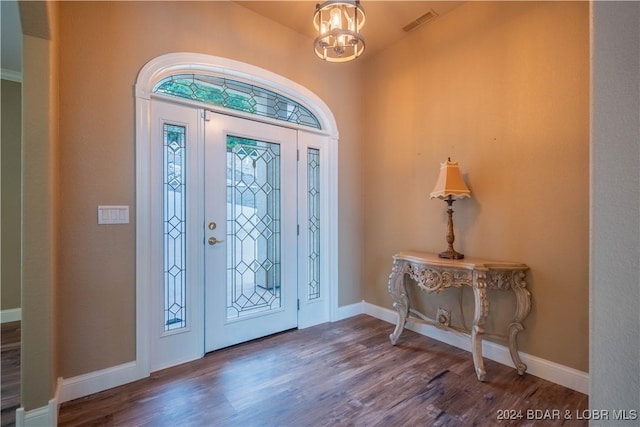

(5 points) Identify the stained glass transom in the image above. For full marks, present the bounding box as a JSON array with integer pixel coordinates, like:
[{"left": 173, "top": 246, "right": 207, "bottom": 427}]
[
  {"left": 163, "top": 124, "right": 187, "bottom": 331},
  {"left": 226, "top": 136, "right": 282, "bottom": 319},
  {"left": 153, "top": 74, "right": 321, "bottom": 129},
  {"left": 308, "top": 148, "right": 321, "bottom": 300}
]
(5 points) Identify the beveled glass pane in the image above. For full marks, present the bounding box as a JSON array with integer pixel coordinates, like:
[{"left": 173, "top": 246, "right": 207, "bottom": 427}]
[
  {"left": 308, "top": 148, "right": 321, "bottom": 300},
  {"left": 164, "top": 124, "right": 187, "bottom": 331},
  {"left": 153, "top": 74, "right": 321, "bottom": 129},
  {"left": 226, "top": 135, "right": 282, "bottom": 319}
]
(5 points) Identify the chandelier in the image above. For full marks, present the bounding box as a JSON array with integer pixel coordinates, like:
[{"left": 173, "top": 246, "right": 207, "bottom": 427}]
[{"left": 313, "top": 0, "right": 366, "bottom": 62}]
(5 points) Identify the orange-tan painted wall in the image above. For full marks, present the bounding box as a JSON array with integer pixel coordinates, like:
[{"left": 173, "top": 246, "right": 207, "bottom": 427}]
[
  {"left": 56, "top": 1, "right": 364, "bottom": 378},
  {"left": 1, "top": 79, "right": 22, "bottom": 311},
  {"left": 53, "top": 0, "right": 588, "bottom": 383},
  {"left": 361, "top": 1, "right": 589, "bottom": 371}
]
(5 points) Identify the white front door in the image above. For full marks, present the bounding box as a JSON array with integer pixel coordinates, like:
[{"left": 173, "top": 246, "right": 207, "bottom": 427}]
[
  {"left": 204, "top": 112, "right": 298, "bottom": 351},
  {"left": 149, "top": 100, "right": 330, "bottom": 371}
]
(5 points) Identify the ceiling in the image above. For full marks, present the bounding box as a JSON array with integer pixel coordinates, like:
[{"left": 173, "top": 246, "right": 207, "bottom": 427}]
[
  {"left": 0, "top": 1, "right": 463, "bottom": 75},
  {"left": 237, "top": 1, "right": 463, "bottom": 58}
]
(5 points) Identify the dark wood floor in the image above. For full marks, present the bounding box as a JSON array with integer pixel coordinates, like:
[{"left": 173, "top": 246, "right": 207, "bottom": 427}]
[
  {"left": 59, "top": 315, "right": 588, "bottom": 426},
  {"left": 1, "top": 321, "right": 21, "bottom": 427}
]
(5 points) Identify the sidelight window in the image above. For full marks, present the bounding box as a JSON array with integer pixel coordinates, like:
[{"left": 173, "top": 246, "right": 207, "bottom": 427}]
[
  {"left": 307, "top": 148, "right": 321, "bottom": 300},
  {"left": 163, "top": 123, "right": 187, "bottom": 331}
]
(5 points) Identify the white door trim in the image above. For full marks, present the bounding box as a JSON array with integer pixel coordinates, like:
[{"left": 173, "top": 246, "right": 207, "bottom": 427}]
[{"left": 135, "top": 53, "right": 339, "bottom": 379}]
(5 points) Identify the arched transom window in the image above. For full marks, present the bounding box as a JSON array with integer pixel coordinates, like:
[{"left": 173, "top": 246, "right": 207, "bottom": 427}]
[{"left": 153, "top": 74, "right": 322, "bottom": 129}]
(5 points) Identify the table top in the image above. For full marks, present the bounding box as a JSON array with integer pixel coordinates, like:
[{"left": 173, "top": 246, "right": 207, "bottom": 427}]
[{"left": 393, "top": 251, "right": 528, "bottom": 271}]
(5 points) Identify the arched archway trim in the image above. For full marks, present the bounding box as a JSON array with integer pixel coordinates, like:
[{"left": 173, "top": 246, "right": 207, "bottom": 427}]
[
  {"left": 135, "top": 52, "right": 339, "bottom": 139},
  {"left": 134, "top": 53, "right": 340, "bottom": 379}
]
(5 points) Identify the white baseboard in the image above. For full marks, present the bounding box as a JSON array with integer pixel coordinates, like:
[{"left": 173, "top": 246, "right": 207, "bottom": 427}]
[
  {"left": 1, "top": 308, "right": 22, "bottom": 323},
  {"left": 15, "top": 396, "right": 58, "bottom": 427},
  {"left": 58, "top": 361, "right": 146, "bottom": 404},
  {"left": 363, "top": 301, "right": 589, "bottom": 395},
  {"left": 333, "top": 300, "right": 364, "bottom": 321}
]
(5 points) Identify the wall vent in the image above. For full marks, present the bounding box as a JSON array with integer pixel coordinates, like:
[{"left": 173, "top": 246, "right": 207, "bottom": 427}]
[{"left": 402, "top": 9, "right": 439, "bottom": 32}]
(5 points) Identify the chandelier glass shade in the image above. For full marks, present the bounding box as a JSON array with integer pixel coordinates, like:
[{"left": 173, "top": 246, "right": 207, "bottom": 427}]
[{"left": 313, "top": 0, "right": 366, "bottom": 62}]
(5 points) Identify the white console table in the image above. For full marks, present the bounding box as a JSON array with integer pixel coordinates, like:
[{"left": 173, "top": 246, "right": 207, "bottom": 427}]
[{"left": 387, "top": 251, "right": 530, "bottom": 381}]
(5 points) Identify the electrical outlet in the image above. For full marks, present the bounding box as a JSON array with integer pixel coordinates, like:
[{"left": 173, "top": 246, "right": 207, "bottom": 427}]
[{"left": 436, "top": 307, "right": 450, "bottom": 328}]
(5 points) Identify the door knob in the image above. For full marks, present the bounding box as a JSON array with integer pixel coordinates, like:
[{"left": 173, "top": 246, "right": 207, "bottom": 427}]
[
  {"left": 208, "top": 236, "right": 224, "bottom": 246},
  {"left": 208, "top": 221, "right": 217, "bottom": 230}
]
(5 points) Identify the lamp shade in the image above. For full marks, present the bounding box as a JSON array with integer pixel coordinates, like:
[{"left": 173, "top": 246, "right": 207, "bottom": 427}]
[{"left": 430, "top": 158, "right": 471, "bottom": 199}]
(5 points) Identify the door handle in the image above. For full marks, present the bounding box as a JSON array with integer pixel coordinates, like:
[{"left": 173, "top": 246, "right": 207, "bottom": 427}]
[{"left": 208, "top": 236, "right": 224, "bottom": 246}]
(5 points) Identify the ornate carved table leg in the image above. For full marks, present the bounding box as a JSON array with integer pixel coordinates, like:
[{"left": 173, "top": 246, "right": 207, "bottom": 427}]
[
  {"left": 388, "top": 259, "right": 409, "bottom": 345},
  {"left": 508, "top": 270, "right": 531, "bottom": 375},
  {"left": 472, "top": 269, "right": 489, "bottom": 381}
]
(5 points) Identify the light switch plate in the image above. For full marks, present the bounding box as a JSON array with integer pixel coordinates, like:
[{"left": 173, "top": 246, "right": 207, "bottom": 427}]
[{"left": 98, "top": 205, "right": 129, "bottom": 225}]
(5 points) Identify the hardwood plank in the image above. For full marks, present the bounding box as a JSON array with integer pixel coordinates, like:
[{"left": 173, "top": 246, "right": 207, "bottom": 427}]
[
  {"left": 58, "top": 315, "right": 588, "bottom": 426},
  {"left": 1, "top": 321, "right": 21, "bottom": 427}
]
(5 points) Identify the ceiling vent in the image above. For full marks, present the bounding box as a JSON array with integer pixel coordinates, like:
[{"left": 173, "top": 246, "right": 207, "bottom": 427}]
[{"left": 402, "top": 9, "right": 439, "bottom": 32}]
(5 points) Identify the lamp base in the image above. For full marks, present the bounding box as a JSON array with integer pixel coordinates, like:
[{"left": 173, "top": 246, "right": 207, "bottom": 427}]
[{"left": 438, "top": 249, "right": 465, "bottom": 260}]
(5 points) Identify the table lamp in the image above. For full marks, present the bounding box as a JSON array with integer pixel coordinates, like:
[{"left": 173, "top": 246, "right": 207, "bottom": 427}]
[{"left": 430, "top": 158, "right": 471, "bottom": 259}]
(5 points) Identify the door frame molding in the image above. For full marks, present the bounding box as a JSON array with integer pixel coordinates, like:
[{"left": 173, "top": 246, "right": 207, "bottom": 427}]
[{"left": 134, "top": 53, "right": 339, "bottom": 378}]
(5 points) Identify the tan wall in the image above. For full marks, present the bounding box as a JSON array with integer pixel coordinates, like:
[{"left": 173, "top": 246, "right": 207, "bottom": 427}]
[
  {"left": 22, "top": 28, "right": 60, "bottom": 411},
  {"left": 362, "top": 2, "right": 589, "bottom": 371},
  {"left": 51, "top": 0, "right": 588, "bottom": 384},
  {"left": 57, "top": 1, "right": 363, "bottom": 378},
  {"left": 1, "top": 79, "right": 22, "bottom": 311},
  {"left": 18, "top": 0, "right": 60, "bottom": 413}
]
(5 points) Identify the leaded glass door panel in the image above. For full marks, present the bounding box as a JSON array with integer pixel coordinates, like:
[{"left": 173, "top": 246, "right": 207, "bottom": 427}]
[{"left": 205, "top": 112, "right": 298, "bottom": 351}]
